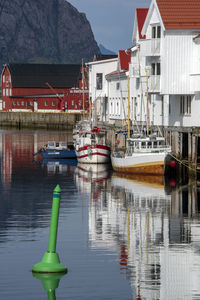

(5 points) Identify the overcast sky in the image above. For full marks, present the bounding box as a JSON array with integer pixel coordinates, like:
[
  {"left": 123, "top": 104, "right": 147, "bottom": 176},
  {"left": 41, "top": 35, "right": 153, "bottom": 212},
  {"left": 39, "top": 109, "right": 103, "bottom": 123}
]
[{"left": 68, "top": 0, "right": 151, "bottom": 53}]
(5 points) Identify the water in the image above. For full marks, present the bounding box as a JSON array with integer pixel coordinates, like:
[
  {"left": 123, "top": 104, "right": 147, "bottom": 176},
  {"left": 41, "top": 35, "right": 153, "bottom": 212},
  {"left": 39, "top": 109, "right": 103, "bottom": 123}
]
[{"left": 0, "top": 129, "right": 200, "bottom": 300}]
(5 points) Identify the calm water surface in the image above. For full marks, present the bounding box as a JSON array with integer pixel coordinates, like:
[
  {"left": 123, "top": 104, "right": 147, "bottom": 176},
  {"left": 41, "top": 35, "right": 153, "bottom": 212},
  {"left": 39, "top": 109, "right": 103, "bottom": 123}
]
[{"left": 0, "top": 129, "right": 200, "bottom": 300}]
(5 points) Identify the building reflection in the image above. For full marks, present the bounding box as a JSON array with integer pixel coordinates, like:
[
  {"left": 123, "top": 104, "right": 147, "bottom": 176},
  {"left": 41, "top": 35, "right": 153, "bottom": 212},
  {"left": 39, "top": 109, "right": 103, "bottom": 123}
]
[
  {"left": 0, "top": 130, "right": 77, "bottom": 243},
  {"left": 87, "top": 172, "right": 200, "bottom": 300},
  {"left": 0, "top": 130, "right": 74, "bottom": 188}
]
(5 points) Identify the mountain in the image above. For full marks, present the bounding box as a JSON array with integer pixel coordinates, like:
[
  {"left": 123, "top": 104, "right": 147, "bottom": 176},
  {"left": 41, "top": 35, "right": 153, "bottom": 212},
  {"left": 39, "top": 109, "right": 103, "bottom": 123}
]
[
  {"left": 0, "top": 0, "right": 100, "bottom": 69},
  {"left": 99, "top": 44, "right": 116, "bottom": 55}
]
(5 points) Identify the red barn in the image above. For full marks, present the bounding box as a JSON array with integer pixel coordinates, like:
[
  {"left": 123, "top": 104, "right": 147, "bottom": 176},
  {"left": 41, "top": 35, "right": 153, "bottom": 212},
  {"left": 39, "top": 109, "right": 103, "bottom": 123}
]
[{"left": 1, "top": 64, "right": 89, "bottom": 112}]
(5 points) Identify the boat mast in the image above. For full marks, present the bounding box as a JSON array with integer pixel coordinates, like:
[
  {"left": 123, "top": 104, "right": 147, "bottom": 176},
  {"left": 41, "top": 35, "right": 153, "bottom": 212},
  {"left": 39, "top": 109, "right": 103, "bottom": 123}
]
[
  {"left": 145, "top": 68, "right": 149, "bottom": 136},
  {"left": 127, "top": 75, "right": 130, "bottom": 138},
  {"left": 82, "top": 58, "right": 85, "bottom": 114}
]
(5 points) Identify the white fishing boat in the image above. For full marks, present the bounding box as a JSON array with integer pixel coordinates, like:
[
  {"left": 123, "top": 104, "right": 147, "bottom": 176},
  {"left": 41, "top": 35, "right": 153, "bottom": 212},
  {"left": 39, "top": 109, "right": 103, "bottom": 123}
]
[
  {"left": 111, "top": 74, "right": 171, "bottom": 175},
  {"left": 73, "top": 119, "right": 92, "bottom": 142},
  {"left": 111, "top": 134, "right": 171, "bottom": 175},
  {"left": 74, "top": 126, "right": 110, "bottom": 164}
]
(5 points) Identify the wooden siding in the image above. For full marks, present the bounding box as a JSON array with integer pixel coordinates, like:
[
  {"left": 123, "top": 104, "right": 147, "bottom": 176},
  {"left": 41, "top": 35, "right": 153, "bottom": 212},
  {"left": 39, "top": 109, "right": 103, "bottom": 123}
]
[{"left": 162, "top": 32, "right": 194, "bottom": 95}]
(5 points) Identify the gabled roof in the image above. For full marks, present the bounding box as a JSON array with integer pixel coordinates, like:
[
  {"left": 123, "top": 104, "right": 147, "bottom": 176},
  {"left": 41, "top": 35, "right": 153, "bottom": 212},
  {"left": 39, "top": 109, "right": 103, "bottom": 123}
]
[
  {"left": 156, "top": 0, "right": 200, "bottom": 30},
  {"left": 119, "top": 50, "right": 131, "bottom": 71},
  {"left": 105, "top": 70, "right": 127, "bottom": 79},
  {"left": 132, "top": 8, "right": 148, "bottom": 42},
  {"left": 5, "top": 64, "right": 82, "bottom": 88},
  {"left": 136, "top": 8, "right": 149, "bottom": 39}
]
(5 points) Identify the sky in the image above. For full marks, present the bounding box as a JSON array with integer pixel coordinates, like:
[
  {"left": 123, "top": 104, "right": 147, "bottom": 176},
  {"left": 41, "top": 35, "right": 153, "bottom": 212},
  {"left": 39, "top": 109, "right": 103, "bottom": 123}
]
[{"left": 68, "top": 0, "right": 151, "bottom": 53}]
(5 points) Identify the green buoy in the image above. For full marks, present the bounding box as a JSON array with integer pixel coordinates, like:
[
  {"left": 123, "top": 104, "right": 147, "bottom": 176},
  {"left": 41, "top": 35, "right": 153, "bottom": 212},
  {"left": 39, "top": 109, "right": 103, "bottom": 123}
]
[{"left": 32, "top": 185, "right": 67, "bottom": 274}]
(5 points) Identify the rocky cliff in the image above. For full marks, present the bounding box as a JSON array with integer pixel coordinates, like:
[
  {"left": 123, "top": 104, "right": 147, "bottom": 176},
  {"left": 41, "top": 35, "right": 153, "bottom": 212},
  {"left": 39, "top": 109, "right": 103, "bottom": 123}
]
[{"left": 0, "top": 0, "right": 100, "bottom": 68}]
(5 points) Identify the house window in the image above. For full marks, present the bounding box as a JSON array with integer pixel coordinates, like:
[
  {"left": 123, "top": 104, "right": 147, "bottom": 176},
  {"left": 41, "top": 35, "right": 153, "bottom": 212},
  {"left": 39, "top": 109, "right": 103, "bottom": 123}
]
[
  {"left": 186, "top": 96, "right": 191, "bottom": 114},
  {"left": 6, "top": 89, "right": 9, "bottom": 96},
  {"left": 17, "top": 101, "right": 20, "bottom": 105},
  {"left": 21, "top": 101, "right": 24, "bottom": 106},
  {"left": 110, "top": 102, "right": 113, "bottom": 114},
  {"left": 96, "top": 73, "right": 103, "bottom": 90},
  {"left": 151, "top": 63, "right": 160, "bottom": 75},
  {"left": 72, "top": 100, "right": 74, "bottom": 106},
  {"left": 10, "top": 88, "right": 12, "bottom": 96},
  {"left": 134, "top": 97, "right": 137, "bottom": 120},
  {"left": 152, "top": 25, "right": 161, "bottom": 38},
  {"left": 45, "top": 101, "right": 48, "bottom": 106},
  {"left": 13, "top": 101, "right": 16, "bottom": 106},
  {"left": 52, "top": 101, "right": 55, "bottom": 106},
  {"left": 30, "top": 101, "right": 33, "bottom": 106},
  {"left": 3, "top": 89, "right": 5, "bottom": 96},
  {"left": 3, "top": 75, "right": 5, "bottom": 83},
  {"left": 180, "top": 95, "right": 192, "bottom": 115},
  {"left": 116, "top": 82, "right": 120, "bottom": 90}
]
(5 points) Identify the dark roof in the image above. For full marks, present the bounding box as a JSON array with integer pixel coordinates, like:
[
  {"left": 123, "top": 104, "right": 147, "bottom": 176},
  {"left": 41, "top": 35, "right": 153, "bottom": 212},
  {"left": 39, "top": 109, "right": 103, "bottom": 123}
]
[
  {"left": 6, "top": 64, "right": 82, "bottom": 88},
  {"left": 93, "top": 54, "right": 118, "bottom": 61}
]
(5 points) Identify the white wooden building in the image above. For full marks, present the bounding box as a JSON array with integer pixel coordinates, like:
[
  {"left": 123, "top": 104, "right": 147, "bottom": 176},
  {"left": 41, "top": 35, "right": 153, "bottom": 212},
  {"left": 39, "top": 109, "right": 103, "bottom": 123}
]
[
  {"left": 106, "top": 50, "right": 131, "bottom": 126},
  {"left": 86, "top": 55, "right": 118, "bottom": 123},
  {"left": 131, "top": 0, "right": 200, "bottom": 129}
]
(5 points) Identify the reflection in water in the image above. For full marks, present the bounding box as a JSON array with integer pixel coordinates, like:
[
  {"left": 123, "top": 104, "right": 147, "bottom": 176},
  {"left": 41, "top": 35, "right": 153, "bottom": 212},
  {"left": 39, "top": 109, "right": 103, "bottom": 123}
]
[
  {"left": 75, "top": 163, "right": 110, "bottom": 201},
  {"left": 75, "top": 169, "right": 200, "bottom": 300},
  {"left": 33, "top": 273, "right": 66, "bottom": 300},
  {"left": 0, "top": 130, "right": 78, "bottom": 244},
  {"left": 0, "top": 129, "right": 75, "bottom": 188},
  {"left": 41, "top": 158, "right": 77, "bottom": 175},
  {"left": 1, "top": 129, "right": 200, "bottom": 299}
]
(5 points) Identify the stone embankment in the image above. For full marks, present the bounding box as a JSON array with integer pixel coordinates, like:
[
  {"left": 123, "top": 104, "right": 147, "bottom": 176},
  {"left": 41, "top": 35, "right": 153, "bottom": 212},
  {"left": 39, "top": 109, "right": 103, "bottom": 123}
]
[{"left": 0, "top": 111, "right": 81, "bottom": 130}]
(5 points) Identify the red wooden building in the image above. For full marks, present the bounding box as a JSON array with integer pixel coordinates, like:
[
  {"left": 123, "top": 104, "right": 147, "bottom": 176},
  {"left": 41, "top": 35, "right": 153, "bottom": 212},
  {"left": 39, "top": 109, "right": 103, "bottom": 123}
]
[{"left": 1, "top": 64, "right": 89, "bottom": 112}]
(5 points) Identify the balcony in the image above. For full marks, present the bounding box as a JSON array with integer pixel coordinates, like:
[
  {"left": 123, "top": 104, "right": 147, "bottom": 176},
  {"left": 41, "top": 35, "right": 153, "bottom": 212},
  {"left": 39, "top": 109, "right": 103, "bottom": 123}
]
[
  {"left": 149, "top": 75, "right": 160, "bottom": 92},
  {"left": 132, "top": 65, "right": 140, "bottom": 78},
  {"left": 144, "top": 38, "right": 161, "bottom": 56}
]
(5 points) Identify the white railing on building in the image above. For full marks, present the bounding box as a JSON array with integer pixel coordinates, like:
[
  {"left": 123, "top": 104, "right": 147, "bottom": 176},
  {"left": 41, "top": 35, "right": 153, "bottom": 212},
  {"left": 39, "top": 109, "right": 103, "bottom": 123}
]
[
  {"left": 144, "top": 39, "right": 161, "bottom": 56},
  {"left": 133, "top": 66, "right": 140, "bottom": 78},
  {"left": 150, "top": 75, "right": 160, "bottom": 92}
]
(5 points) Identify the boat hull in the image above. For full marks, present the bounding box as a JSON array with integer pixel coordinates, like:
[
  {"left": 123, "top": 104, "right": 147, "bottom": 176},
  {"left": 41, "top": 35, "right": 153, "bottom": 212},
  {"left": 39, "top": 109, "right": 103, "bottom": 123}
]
[
  {"left": 41, "top": 149, "right": 76, "bottom": 159},
  {"left": 111, "top": 152, "right": 166, "bottom": 175},
  {"left": 76, "top": 144, "right": 110, "bottom": 164}
]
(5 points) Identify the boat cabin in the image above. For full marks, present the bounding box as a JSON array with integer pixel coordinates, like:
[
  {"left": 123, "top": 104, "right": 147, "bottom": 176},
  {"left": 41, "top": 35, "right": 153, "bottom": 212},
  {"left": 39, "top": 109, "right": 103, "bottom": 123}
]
[
  {"left": 46, "top": 141, "right": 68, "bottom": 150},
  {"left": 127, "top": 136, "right": 170, "bottom": 153}
]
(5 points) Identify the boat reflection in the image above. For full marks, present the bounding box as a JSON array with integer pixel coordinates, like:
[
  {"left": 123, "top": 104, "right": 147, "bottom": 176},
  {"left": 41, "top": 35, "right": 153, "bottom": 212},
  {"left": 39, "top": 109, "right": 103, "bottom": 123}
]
[
  {"left": 75, "top": 163, "right": 110, "bottom": 200},
  {"left": 89, "top": 173, "right": 200, "bottom": 300},
  {"left": 41, "top": 158, "right": 77, "bottom": 175}
]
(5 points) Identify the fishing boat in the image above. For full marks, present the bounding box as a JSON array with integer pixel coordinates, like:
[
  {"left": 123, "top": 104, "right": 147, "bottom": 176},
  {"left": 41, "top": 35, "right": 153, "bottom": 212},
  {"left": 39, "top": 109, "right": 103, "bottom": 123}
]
[
  {"left": 37, "top": 141, "right": 76, "bottom": 159},
  {"left": 111, "top": 134, "right": 171, "bottom": 175},
  {"left": 110, "top": 74, "right": 171, "bottom": 175},
  {"left": 74, "top": 126, "right": 110, "bottom": 164}
]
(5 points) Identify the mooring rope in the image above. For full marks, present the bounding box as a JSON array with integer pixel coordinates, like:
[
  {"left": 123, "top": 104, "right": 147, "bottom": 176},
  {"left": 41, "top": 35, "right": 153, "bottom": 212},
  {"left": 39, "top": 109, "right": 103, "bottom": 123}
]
[{"left": 168, "top": 152, "right": 200, "bottom": 173}]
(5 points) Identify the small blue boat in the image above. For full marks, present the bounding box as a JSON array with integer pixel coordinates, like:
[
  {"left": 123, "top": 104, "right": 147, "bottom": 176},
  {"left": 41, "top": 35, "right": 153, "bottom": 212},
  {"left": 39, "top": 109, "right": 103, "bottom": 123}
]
[{"left": 39, "top": 141, "right": 77, "bottom": 159}]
